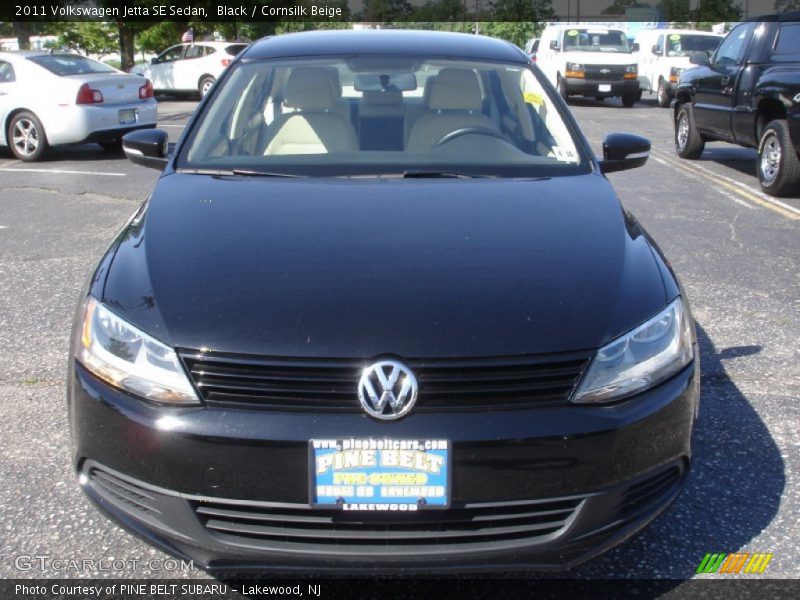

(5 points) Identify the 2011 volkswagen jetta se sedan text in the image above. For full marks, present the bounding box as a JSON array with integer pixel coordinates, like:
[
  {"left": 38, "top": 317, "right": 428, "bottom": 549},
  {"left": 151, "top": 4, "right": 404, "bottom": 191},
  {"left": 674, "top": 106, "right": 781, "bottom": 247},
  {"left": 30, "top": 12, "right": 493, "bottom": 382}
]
[{"left": 68, "top": 30, "right": 699, "bottom": 573}]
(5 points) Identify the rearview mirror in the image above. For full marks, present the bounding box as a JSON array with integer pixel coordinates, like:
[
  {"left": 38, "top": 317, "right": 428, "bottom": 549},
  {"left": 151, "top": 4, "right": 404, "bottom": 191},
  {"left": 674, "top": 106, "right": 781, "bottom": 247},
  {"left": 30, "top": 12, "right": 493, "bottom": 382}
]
[
  {"left": 631, "top": 43, "right": 640, "bottom": 52},
  {"left": 689, "top": 51, "right": 710, "bottom": 66},
  {"left": 599, "top": 133, "right": 650, "bottom": 174},
  {"left": 549, "top": 40, "right": 560, "bottom": 51},
  {"left": 150, "top": 57, "right": 158, "bottom": 64},
  {"left": 123, "top": 129, "right": 170, "bottom": 170},
  {"left": 652, "top": 44, "right": 661, "bottom": 55}
]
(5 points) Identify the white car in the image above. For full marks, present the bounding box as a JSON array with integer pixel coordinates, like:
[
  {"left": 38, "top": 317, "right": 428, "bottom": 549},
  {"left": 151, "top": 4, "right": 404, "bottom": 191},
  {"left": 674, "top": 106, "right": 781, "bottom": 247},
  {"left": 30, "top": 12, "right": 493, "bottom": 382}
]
[
  {"left": 133, "top": 42, "right": 248, "bottom": 98},
  {"left": 0, "top": 51, "right": 157, "bottom": 161},
  {"left": 634, "top": 29, "right": 723, "bottom": 107},
  {"left": 537, "top": 25, "right": 642, "bottom": 107}
]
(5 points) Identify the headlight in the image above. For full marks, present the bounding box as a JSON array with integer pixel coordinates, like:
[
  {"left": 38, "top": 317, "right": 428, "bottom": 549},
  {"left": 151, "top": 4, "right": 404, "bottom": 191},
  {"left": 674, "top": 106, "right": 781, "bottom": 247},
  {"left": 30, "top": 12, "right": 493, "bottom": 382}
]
[
  {"left": 565, "top": 63, "right": 585, "bottom": 78},
  {"left": 625, "top": 65, "right": 637, "bottom": 73},
  {"left": 573, "top": 298, "right": 693, "bottom": 404},
  {"left": 76, "top": 297, "right": 200, "bottom": 405}
]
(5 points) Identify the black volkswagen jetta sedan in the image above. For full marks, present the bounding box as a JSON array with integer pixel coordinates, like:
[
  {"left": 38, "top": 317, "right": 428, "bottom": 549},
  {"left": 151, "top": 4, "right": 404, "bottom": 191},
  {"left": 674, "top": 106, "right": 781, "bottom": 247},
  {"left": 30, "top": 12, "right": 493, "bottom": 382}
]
[{"left": 68, "top": 30, "right": 699, "bottom": 573}]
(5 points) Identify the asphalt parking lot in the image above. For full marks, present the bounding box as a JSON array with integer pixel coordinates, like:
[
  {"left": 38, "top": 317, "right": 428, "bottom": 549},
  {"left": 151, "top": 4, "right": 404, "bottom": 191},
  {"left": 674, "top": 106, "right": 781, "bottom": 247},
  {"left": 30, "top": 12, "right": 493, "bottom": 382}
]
[{"left": 0, "top": 94, "right": 798, "bottom": 588}]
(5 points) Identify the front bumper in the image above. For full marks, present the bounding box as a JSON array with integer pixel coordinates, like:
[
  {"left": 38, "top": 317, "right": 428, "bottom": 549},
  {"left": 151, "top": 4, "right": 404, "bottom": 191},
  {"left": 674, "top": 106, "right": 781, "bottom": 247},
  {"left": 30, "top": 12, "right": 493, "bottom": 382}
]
[
  {"left": 564, "top": 78, "right": 639, "bottom": 98},
  {"left": 69, "top": 358, "right": 698, "bottom": 573}
]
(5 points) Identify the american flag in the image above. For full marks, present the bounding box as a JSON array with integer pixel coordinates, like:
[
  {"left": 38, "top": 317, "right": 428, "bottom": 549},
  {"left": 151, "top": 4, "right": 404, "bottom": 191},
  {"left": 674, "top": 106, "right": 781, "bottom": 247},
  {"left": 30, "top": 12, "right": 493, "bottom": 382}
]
[{"left": 181, "top": 28, "right": 194, "bottom": 43}]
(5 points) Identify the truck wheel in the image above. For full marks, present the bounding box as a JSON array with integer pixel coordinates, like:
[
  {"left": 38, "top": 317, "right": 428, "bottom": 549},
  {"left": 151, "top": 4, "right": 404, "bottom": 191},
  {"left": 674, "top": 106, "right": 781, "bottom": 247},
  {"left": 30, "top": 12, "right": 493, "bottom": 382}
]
[
  {"left": 621, "top": 92, "right": 637, "bottom": 108},
  {"left": 757, "top": 119, "right": 800, "bottom": 197},
  {"left": 657, "top": 80, "right": 671, "bottom": 108},
  {"left": 557, "top": 76, "right": 569, "bottom": 102},
  {"left": 675, "top": 104, "right": 704, "bottom": 159},
  {"left": 8, "top": 111, "right": 49, "bottom": 161}
]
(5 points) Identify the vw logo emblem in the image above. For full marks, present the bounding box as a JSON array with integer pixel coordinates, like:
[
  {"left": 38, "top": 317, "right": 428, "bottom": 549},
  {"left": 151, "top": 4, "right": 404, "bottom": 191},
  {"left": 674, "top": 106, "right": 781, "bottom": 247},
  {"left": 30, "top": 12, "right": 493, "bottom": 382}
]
[{"left": 358, "top": 360, "right": 418, "bottom": 420}]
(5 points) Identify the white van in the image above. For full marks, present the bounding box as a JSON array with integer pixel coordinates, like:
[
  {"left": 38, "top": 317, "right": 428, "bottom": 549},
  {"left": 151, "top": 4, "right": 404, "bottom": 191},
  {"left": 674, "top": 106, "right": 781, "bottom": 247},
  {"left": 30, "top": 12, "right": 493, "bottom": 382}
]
[
  {"left": 634, "top": 29, "right": 723, "bottom": 107},
  {"left": 537, "top": 24, "right": 640, "bottom": 107}
]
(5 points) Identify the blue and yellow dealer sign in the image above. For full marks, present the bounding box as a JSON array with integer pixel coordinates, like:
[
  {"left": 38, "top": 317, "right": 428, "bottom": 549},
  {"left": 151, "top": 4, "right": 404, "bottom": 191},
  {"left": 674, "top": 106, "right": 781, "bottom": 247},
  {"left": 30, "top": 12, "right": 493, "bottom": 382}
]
[{"left": 310, "top": 438, "right": 450, "bottom": 511}]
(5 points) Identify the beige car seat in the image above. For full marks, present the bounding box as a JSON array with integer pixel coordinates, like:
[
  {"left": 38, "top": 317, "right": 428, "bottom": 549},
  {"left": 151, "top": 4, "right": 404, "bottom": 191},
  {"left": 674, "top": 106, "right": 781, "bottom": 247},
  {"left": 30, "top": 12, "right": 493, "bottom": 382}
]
[
  {"left": 263, "top": 67, "right": 358, "bottom": 155},
  {"left": 406, "top": 68, "right": 496, "bottom": 152}
]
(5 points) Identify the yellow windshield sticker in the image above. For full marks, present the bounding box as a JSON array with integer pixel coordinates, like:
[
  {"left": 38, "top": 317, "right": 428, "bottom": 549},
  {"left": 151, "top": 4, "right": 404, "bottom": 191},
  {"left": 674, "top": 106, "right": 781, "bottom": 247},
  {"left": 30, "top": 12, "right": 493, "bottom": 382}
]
[
  {"left": 567, "top": 30, "right": 578, "bottom": 36},
  {"left": 670, "top": 34, "right": 681, "bottom": 41},
  {"left": 524, "top": 92, "right": 544, "bottom": 106}
]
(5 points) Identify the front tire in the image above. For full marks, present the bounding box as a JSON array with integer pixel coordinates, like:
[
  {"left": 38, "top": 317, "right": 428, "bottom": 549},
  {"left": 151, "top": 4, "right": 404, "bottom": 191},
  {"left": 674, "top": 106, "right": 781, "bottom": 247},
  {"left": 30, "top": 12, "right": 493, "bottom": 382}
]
[
  {"left": 657, "top": 80, "right": 671, "bottom": 108},
  {"left": 8, "top": 111, "right": 49, "bottom": 161},
  {"left": 199, "top": 76, "right": 215, "bottom": 98},
  {"left": 757, "top": 119, "right": 800, "bottom": 197},
  {"left": 674, "top": 104, "right": 704, "bottom": 159}
]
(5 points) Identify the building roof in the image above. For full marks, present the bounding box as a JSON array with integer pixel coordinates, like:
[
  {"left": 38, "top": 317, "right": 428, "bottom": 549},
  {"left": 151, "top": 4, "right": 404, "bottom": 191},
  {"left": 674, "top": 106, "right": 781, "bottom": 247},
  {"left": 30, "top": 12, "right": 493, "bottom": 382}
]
[{"left": 243, "top": 30, "right": 527, "bottom": 63}]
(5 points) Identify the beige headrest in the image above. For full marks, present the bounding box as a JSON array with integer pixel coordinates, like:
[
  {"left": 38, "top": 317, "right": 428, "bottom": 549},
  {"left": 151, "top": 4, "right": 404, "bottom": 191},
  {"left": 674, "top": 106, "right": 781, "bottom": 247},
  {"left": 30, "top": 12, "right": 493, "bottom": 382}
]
[
  {"left": 284, "top": 67, "right": 337, "bottom": 111},
  {"left": 427, "top": 68, "right": 482, "bottom": 111}
]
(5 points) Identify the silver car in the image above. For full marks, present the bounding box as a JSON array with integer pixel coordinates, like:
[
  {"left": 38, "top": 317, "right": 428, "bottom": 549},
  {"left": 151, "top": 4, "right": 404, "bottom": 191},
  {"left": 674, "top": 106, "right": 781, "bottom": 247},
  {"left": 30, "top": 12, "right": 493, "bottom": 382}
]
[{"left": 0, "top": 51, "right": 157, "bottom": 161}]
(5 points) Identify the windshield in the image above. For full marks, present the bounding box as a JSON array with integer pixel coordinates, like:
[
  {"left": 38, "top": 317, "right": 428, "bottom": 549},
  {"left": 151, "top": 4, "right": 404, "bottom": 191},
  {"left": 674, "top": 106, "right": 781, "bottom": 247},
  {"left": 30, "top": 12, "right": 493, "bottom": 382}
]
[
  {"left": 28, "top": 54, "right": 116, "bottom": 76},
  {"left": 665, "top": 34, "right": 722, "bottom": 57},
  {"left": 563, "top": 29, "right": 631, "bottom": 53},
  {"left": 178, "top": 56, "right": 588, "bottom": 178}
]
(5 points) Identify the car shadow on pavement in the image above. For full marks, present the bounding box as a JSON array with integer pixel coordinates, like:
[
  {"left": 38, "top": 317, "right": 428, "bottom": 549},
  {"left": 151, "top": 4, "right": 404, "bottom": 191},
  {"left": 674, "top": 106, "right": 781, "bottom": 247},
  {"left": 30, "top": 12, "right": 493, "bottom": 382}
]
[
  {"left": 699, "top": 146, "right": 758, "bottom": 178},
  {"left": 566, "top": 322, "right": 784, "bottom": 581}
]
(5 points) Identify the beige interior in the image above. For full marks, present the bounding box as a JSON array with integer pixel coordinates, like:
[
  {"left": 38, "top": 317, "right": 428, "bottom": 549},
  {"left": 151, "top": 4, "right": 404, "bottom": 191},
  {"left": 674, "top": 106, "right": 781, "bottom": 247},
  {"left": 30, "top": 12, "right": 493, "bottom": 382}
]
[
  {"left": 406, "top": 68, "right": 497, "bottom": 152},
  {"left": 263, "top": 67, "right": 357, "bottom": 155}
]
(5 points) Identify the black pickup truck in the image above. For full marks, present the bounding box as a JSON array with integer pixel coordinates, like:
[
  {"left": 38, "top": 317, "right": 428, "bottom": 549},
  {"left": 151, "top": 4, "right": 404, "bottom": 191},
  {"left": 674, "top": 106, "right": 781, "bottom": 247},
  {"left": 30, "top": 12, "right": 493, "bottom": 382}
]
[{"left": 673, "top": 14, "right": 800, "bottom": 197}]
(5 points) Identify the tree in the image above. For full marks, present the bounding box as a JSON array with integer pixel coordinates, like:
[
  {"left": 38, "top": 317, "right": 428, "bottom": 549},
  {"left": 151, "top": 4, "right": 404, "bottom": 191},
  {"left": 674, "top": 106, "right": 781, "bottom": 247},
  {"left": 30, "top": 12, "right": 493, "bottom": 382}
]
[
  {"left": 602, "top": 0, "right": 650, "bottom": 15},
  {"left": 774, "top": 0, "right": 800, "bottom": 9},
  {"left": 53, "top": 22, "right": 118, "bottom": 55},
  {"left": 695, "top": 0, "right": 742, "bottom": 21},
  {"left": 362, "top": 0, "right": 414, "bottom": 21}
]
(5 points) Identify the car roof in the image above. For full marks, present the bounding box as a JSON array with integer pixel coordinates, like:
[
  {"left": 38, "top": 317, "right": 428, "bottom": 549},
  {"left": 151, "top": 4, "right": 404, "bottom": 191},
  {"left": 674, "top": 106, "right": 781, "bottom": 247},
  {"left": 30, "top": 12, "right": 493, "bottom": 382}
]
[{"left": 242, "top": 30, "right": 527, "bottom": 63}]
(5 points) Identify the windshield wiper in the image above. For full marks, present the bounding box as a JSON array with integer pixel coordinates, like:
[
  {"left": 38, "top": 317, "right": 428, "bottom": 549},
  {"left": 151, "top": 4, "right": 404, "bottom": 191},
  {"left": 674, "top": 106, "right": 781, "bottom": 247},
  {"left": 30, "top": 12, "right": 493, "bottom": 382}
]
[
  {"left": 230, "top": 169, "right": 301, "bottom": 178},
  {"left": 401, "top": 170, "right": 496, "bottom": 179}
]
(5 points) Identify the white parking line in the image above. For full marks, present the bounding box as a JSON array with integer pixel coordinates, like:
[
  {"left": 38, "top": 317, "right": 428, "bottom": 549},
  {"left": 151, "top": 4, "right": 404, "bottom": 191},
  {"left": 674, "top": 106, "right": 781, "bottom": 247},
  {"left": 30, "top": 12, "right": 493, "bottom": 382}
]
[{"left": 0, "top": 168, "right": 125, "bottom": 177}]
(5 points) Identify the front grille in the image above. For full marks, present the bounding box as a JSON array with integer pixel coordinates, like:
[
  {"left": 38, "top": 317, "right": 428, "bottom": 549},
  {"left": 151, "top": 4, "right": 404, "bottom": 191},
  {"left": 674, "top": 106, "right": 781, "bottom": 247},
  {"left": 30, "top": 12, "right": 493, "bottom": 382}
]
[
  {"left": 86, "top": 466, "right": 160, "bottom": 517},
  {"left": 192, "top": 496, "right": 584, "bottom": 552},
  {"left": 584, "top": 65, "right": 626, "bottom": 81},
  {"left": 180, "top": 351, "right": 590, "bottom": 412}
]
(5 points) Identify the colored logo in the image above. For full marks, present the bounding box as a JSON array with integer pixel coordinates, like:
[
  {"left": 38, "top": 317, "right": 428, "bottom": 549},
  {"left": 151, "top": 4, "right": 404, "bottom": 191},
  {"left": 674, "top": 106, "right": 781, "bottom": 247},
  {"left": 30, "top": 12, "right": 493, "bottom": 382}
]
[{"left": 696, "top": 552, "right": 773, "bottom": 574}]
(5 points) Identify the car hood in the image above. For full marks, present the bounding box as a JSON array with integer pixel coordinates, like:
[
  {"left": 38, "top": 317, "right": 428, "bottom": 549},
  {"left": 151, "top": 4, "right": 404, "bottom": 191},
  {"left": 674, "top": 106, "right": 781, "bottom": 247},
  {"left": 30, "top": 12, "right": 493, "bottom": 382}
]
[{"left": 103, "top": 173, "right": 669, "bottom": 358}]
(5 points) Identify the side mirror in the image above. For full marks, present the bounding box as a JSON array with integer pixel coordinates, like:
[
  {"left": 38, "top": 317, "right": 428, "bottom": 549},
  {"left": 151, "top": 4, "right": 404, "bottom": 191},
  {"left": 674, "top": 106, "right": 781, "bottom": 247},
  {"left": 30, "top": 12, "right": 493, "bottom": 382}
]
[
  {"left": 690, "top": 51, "right": 710, "bottom": 66},
  {"left": 631, "top": 42, "right": 640, "bottom": 52},
  {"left": 549, "top": 40, "right": 560, "bottom": 51},
  {"left": 123, "top": 129, "right": 170, "bottom": 170},
  {"left": 652, "top": 44, "right": 661, "bottom": 55},
  {"left": 150, "top": 57, "right": 158, "bottom": 64},
  {"left": 599, "top": 133, "right": 650, "bottom": 174}
]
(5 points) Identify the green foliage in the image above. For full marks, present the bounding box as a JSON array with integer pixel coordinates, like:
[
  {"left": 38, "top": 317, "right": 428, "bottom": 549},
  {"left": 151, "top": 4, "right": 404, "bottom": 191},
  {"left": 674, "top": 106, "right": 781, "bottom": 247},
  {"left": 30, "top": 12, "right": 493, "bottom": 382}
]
[
  {"left": 695, "top": 0, "right": 742, "bottom": 21},
  {"left": 774, "top": 0, "right": 800, "bottom": 9},
  {"left": 362, "top": 0, "right": 414, "bottom": 21},
  {"left": 602, "top": 0, "right": 650, "bottom": 15},
  {"left": 53, "top": 22, "right": 118, "bottom": 55}
]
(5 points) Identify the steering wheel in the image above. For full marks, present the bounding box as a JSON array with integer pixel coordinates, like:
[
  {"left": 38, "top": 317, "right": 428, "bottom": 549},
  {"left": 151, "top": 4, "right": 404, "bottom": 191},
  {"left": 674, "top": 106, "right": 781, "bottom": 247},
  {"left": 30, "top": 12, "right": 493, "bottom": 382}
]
[{"left": 432, "top": 127, "right": 509, "bottom": 149}]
